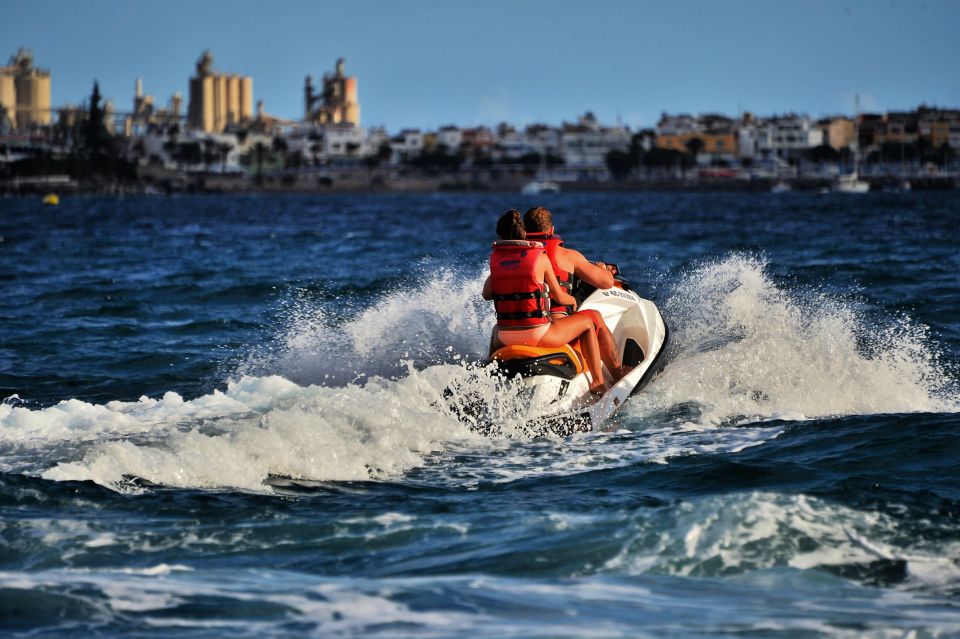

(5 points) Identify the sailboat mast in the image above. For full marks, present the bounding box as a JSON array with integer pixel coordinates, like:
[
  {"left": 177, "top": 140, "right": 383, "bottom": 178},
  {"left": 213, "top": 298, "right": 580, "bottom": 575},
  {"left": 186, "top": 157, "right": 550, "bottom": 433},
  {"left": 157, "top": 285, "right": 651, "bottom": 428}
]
[{"left": 853, "top": 92, "right": 861, "bottom": 176}]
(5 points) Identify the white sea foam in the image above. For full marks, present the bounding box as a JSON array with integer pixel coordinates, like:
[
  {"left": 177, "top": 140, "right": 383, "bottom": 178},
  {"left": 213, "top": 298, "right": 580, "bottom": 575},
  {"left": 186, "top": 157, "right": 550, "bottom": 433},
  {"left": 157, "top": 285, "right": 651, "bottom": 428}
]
[
  {"left": 0, "top": 376, "right": 302, "bottom": 444},
  {"left": 41, "top": 371, "right": 480, "bottom": 491},
  {"left": 242, "top": 268, "right": 493, "bottom": 386},
  {"left": 3, "top": 254, "right": 955, "bottom": 491},
  {"left": 628, "top": 254, "right": 956, "bottom": 426}
]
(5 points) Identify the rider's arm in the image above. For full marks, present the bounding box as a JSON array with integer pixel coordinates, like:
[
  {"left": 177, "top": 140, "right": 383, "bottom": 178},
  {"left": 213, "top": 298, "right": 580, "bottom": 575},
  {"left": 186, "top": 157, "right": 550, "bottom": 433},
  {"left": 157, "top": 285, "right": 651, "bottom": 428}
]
[
  {"left": 481, "top": 275, "right": 493, "bottom": 300},
  {"left": 569, "top": 249, "right": 615, "bottom": 290},
  {"left": 541, "top": 256, "right": 577, "bottom": 309}
]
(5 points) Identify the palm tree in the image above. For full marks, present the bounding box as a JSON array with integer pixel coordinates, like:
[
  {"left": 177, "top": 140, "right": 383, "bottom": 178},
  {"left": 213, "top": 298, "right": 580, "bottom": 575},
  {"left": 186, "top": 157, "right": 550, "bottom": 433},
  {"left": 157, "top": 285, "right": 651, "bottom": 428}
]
[
  {"left": 254, "top": 141, "right": 267, "bottom": 180},
  {"left": 202, "top": 139, "right": 218, "bottom": 172},
  {"left": 163, "top": 140, "right": 179, "bottom": 169},
  {"left": 218, "top": 142, "right": 231, "bottom": 173},
  {"left": 271, "top": 136, "right": 287, "bottom": 170}
]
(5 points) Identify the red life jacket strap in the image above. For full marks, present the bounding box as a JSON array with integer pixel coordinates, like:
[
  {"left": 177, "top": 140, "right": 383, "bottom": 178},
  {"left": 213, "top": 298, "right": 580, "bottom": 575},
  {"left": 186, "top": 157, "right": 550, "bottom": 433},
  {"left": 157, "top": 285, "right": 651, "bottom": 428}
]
[
  {"left": 493, "top": 288, "right": 549, "bottom": 320},
  {"left": 492, "top": 291, "right": 543, "bottom": 301},
  {"left": 497, "top": 310, "right": 550, "bottom": 321}
]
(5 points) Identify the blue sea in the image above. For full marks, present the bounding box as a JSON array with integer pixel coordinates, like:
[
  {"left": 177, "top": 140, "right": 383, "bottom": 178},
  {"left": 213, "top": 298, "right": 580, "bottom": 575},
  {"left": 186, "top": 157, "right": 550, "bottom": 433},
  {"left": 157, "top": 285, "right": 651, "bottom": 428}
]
[{"left": 1, "top": 191, "right": 958, "bottom": 637}]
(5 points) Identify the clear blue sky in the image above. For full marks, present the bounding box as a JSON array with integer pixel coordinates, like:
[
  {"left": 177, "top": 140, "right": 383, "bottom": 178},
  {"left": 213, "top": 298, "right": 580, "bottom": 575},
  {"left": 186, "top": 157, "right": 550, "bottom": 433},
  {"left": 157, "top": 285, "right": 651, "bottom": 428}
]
[{"left": 4, "top": 0, "right": 959, "bottom": 131}]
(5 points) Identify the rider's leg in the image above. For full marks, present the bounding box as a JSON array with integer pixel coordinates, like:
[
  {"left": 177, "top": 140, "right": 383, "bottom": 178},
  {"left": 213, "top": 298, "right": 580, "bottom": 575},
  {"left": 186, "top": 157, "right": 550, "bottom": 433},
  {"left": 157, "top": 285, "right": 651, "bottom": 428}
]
[
  {"left": 578, "top": 310, "right": 622, "bottom": 380},
  {"left": 540, "top": 315, "right": 605, "bottom": 392},
  {"left": 578, "top": 327, "right": 604, "bottom": 393}
]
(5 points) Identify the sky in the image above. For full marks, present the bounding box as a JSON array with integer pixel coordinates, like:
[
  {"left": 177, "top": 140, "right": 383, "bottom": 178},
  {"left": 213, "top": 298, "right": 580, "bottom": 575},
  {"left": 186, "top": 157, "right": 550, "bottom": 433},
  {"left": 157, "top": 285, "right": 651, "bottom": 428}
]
[{"left": 4, "top": 0, "right": 959, "bottom": 132}]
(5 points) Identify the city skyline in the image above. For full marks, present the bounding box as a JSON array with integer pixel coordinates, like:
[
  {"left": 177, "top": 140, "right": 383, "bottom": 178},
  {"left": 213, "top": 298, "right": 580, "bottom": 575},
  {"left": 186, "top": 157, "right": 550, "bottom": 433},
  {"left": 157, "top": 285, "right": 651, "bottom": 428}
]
[{"left": 3, "top": 0, "right": 960, "bottom": 131}]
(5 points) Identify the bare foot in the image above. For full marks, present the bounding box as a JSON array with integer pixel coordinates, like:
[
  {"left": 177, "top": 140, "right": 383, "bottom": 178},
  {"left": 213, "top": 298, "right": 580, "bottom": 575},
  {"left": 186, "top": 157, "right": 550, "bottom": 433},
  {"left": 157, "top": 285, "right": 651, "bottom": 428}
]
[{"left": 589, "top": 382, "right": 607, "bottom": 398}]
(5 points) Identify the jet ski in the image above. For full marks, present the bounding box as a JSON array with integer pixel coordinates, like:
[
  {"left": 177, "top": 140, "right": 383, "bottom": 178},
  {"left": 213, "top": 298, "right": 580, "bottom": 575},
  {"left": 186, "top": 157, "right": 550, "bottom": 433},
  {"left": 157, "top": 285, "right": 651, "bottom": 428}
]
[{"left": 464, "top": 266, "right": 668, "bottom": 437}]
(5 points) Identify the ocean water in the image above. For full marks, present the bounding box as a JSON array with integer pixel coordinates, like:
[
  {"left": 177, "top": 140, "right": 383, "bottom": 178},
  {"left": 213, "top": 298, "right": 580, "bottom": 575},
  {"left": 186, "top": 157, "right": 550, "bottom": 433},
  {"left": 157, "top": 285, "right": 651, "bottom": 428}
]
[{"left": 0, "top": 191, "right": 958, "bottom": 637}]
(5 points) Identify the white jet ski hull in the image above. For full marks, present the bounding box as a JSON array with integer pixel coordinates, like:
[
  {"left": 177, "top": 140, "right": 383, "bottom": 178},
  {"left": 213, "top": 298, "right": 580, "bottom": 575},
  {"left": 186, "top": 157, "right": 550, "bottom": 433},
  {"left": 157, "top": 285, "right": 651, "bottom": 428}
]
[{"left": 493, "top": 284, "right": 668, "bottom": 435}]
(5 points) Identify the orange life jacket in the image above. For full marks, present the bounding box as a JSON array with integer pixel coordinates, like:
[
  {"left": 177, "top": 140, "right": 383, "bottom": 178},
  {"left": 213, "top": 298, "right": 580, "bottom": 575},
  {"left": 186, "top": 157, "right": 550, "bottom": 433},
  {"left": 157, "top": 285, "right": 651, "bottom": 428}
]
[
  {"left": 489, "top": 240, "right": 551, "bottom": 328},
  {"left": 525, "top": 231, "right": 575, "bottom": 315}
]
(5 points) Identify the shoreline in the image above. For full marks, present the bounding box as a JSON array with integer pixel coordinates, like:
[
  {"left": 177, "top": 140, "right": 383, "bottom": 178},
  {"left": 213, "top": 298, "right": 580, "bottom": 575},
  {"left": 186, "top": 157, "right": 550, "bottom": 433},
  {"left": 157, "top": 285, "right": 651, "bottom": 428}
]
[{"left": 1, "top": 170, "right": 956, "bottom": 197}]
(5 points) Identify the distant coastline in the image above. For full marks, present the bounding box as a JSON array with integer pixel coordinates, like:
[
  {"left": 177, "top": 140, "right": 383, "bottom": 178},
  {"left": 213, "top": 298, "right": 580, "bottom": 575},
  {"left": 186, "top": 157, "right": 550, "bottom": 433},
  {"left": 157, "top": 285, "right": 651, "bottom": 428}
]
[
  {"left": 4, "top": 51, "right": 959, "bottom": 198},
  {"left": 3, "top": 167, "right": 956, "bottom": 197}
]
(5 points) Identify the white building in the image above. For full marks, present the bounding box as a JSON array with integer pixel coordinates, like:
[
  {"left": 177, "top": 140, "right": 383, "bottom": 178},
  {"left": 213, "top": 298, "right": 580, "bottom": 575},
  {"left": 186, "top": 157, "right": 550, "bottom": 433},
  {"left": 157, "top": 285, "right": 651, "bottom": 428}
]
[
  {"left": 390, "top": 128, "right": 424, "bottom": 162},
  {"left": 754, "top": 115, "right": 823, "bottom": 160},
  {"left": 655, "top": 113, "right": 699, "bottom": 137},
  {"left": 738, "top": 125, "right": 758, "bottom": 161},
  {"left": 364, "top": 126, "right": 391, "bottom": 158},
  {"left": 560, "top": 114, "right": 630, "bottom": 168},
  {"left": 277, "top": 124, "right": 369, "bottom": 164},
  {"left": 323, "top": 124, "right": 368, "bottom": 158},
  {"left": 494, "top": 128, "right": 537, "bottom": 161},
  {"left": 435, "top": 125, "right": 462, "bottom": 153},
  {"left": 525, "top": 125, "right": 562, "bottom": 157}
]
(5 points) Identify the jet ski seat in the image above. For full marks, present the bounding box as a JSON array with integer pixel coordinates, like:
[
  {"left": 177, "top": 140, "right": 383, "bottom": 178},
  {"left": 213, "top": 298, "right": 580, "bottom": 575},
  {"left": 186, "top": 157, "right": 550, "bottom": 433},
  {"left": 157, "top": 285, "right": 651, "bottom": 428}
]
[{"left": 490, "top": 344, "right": 586, "bottom": 381}]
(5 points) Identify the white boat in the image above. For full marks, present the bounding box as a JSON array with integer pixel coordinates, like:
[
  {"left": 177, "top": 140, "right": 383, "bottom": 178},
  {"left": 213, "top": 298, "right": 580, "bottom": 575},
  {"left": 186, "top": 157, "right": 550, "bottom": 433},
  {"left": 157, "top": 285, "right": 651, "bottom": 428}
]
[
  {"left": 834, "top": 94, "right": 870, "bottom": 193},
  {"left": 521, "top": 180, "right": 561, "bottom": 195},
  {"left": 770, "top": 180, "right": 791, "bottom": 193},
  {"left": 447, "top": 271, "right": 668, "bottom": 436},
  {"left": 833, "top": 172, "right": 870, "bottom": 193}
]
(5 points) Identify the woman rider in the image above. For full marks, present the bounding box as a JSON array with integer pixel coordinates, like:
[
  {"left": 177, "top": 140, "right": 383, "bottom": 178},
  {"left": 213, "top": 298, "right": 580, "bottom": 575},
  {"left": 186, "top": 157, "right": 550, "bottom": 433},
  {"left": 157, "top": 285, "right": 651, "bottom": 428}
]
[{"left": 482, "top": 210, "right": 608, "bottom": 394}]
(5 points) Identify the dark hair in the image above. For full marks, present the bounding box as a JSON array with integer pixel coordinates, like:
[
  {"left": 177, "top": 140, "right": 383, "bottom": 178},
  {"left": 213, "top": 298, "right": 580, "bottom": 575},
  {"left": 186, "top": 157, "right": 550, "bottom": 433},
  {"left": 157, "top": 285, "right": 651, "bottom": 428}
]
[
  {"left": 524, "top": 206, "right": 553, "bottom": 233},
  {"left": 496, "top": 209, "right": 525, "bottom": 240}
]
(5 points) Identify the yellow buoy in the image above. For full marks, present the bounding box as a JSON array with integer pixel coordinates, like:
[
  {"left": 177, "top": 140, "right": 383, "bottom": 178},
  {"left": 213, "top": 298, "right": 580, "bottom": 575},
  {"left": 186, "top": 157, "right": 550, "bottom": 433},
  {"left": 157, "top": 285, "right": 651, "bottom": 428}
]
[{"left": 42, "top": 193, "right": 60, "bottom": 206}]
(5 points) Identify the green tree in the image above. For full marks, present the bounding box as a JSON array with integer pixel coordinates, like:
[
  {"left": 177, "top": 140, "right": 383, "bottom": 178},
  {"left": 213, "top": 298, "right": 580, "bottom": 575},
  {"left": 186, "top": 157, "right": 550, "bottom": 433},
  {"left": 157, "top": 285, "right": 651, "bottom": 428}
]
[
  {"left": 218, "top": 142, "right": 231, "bottom": 173},
  {"left": 410, "top": 144, "right": 463, "bottom": 172},
  {"left": 878, "top": 142, "right": 916, "bottom": 164},
  {"left": 628, "top": 133, "right": 647, "bottom": 174},
  {"left": 309, "top": 142, "right": 323, "bottom": 166},
  {"left": 916, "top": 137, "right": 937, "bottom": 164},
  {"left": 84, "top": 81, "right": 108, "bottom": 155},
  {"left": 202, "top": 139, "right": 219, "bottom": 172},
  {"left": 643, "top": 147, "right": 689, "bottom": 173},
  {"left": 544, "top": 152, "right": 564, "bottom": 167},
  {"left": 176, "top": 141, "right": 202, "bottom": 167},
  {"left": 163, "top": 139, "right": 178, "bottom": 167},
  {"left": 605, "top": 149, "right": 634, "bottom": 179},
  {"left": 684, "top": 137, "right": 704, "bottom": 166},
  {"left": 364, "top": 142, "right": 392, "bottom": 171},
  {"left": 72, "top": 80, "right": 135, "bottom": 184},
  {"left": 807, "top": 144, "right": 841, "bottom": 163},
  {"left": 131, "top": 138, "right": 146, "bottom": 163},
  {"left": 938, "top": 143, "right": 955, "bottom": 168},
  {"left": 517, "top": 152, "right": 542, "bottom": 166},
  {"left": 254, "top": 141, "right": 267, "bottom": 179},
  {"left": 271, "top": 136, "right": 287, "bottom": 170}
]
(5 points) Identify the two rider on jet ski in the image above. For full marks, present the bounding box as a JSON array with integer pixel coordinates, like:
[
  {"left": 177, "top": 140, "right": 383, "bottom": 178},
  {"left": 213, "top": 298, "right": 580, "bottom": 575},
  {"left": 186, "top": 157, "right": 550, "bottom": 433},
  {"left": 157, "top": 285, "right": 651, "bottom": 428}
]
[{"left": 481, "top": 207, "right": 624, "bottom": 395}]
